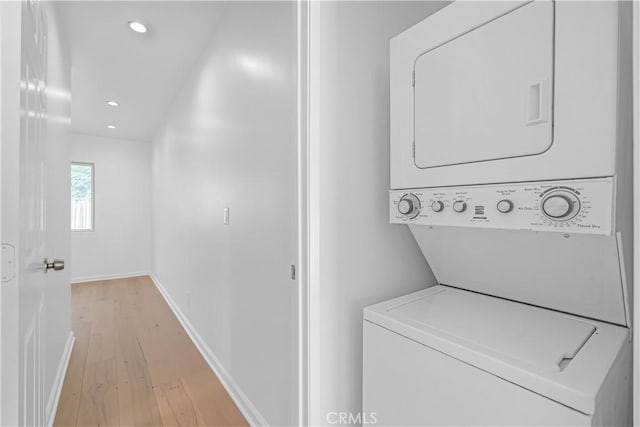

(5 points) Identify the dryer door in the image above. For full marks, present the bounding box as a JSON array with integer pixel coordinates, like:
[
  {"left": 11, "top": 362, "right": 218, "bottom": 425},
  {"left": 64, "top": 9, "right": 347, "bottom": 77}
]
[{"left": 413, "top": 1, "right": 554, "bottom": 169}]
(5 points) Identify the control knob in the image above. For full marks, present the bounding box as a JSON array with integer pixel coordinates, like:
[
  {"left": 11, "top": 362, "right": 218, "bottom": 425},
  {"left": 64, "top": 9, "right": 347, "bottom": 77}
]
[
  {"left": 542, "top": 195, "right": 573, "bottom": 218},
  {"left": 540, "top": 190, "right": 580, "bottom": 221},
  {"left": 431, "top": 200, "right": 444, "bottom": 213},
  {"left": 497, "top": 199, "right": 514, "bottom": 213},
  {"left": 398, "top": 199, "right": 414, "bottom": 215},
  {"left": 397, "top": 193, "right": 420, "bottom": 217},
  {"left": 452, "top": 201, "right": 467, "bottom": 213}
]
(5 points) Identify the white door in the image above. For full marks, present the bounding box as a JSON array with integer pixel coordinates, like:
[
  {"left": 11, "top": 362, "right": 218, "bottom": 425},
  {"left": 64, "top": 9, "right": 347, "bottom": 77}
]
[{"left": 1, "top": 1, "right": 62, "bottom": 425}]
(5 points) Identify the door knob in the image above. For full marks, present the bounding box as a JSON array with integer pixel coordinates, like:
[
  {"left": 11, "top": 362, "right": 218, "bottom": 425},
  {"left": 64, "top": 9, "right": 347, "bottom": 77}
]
[{"left": 44, "top": 259, "right": 64, "bottom": 273}]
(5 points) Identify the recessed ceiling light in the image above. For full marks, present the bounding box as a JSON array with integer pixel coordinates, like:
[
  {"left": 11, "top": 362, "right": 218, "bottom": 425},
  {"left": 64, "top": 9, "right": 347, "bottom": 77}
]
[
  {"left": 128, "top": 21, "right": 147, "bottom": 34},
  {"left": 107, "top": 124, "right": 116, "bottom": 129},
  {"left": 106, "top": 100, "right": 119, "bottom": 107}
]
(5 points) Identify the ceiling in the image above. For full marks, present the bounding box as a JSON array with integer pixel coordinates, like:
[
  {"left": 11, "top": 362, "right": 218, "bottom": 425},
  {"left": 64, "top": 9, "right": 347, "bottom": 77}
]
[{"left": 57, "top": 1, "right": 227, "bottom": 142}]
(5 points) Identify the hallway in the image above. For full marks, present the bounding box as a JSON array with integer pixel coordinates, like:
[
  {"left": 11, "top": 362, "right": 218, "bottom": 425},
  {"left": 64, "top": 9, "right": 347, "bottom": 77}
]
[
  {"left": 54, "top": 277, "right": 247, "bottom": 426},
  {"left": 1, "top": 1, "right": 637, "bottom": 425}
]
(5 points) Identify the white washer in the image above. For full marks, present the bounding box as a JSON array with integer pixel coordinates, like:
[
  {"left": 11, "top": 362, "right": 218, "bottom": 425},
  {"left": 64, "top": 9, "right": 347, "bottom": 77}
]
[{"left": 363, "top": 286, "right": 631, "bottom": 426}]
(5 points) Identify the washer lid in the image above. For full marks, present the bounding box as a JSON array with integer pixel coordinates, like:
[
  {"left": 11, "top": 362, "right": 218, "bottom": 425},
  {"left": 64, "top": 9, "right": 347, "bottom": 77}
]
[
  {"left": 364, "top": 286, "right": 629, "bottom": 414},
  {"left": 388, "top": 287, "right": 595, "bottom": 373}
]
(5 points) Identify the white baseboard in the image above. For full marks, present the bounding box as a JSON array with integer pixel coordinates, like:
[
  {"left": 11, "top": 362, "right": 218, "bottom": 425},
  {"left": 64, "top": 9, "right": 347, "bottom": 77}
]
[
  {"left": 71, "top": 271, "right": 150, "bottom": 284},
  {"left": 46, "top": 331, "right": 75, "bottom": 427},
  {"left": 149, "top": 273, "right": 269, "bottom": 427}
]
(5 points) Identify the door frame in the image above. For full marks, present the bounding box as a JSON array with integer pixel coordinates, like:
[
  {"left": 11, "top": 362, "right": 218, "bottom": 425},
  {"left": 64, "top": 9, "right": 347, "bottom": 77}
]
[
  {"left": 296, "top": 0, "right": 310, "bottom": 425},
  {"left": 633, "top": 1, "right": 639, "bottom": 424},
  {"left": 0, "top": 7, "right": 3, "bottom": 423},
  {"left": 0, "top": 3, "right": 23, "bottom": 425}
]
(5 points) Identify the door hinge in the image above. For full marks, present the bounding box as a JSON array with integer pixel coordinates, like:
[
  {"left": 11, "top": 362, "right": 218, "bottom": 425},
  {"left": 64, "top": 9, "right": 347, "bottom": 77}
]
[
  {"left": 290, "top": 264, "right": 296, "bottom": 280},
  {"left": 2, "top": 243, "right": 16, "bottom": 283}
]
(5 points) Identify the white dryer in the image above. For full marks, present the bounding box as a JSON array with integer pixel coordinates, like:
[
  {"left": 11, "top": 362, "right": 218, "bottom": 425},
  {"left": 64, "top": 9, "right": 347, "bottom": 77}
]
[
  {"left": 364, "top": 0, "right": 633, "bottom": 426},
  {"left": 389, "top": 0, "right": 630, "bottom": 189}
]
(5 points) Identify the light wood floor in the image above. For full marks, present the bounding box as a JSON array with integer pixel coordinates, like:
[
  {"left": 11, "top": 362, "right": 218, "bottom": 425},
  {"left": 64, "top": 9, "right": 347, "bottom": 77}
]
[{"left": 54, "top": 276, "right": 248, "bottom": 427}]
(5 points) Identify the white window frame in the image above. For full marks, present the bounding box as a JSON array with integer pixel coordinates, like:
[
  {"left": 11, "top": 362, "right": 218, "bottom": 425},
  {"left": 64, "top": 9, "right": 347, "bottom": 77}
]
[{"left": 70, "top": 161, "right": 95, "bottom": 232}]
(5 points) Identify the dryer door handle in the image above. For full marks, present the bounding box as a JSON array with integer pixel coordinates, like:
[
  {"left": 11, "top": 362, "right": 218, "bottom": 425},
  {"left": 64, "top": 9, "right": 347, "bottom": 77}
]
[{"left": 526, "top": 79, "right": 550, "bottom": 126}]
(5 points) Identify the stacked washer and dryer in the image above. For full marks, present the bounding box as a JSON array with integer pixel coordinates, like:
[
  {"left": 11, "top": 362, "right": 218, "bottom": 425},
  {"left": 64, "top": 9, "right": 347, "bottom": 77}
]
[{"left": 363, "top": 1, "right": 633, "bottom": 426}]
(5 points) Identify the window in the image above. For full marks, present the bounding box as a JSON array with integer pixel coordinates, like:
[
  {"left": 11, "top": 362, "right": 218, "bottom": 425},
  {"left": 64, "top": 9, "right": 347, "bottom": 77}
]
[{"left": 70, "top": 162, "right": 94, "bottom": 231}]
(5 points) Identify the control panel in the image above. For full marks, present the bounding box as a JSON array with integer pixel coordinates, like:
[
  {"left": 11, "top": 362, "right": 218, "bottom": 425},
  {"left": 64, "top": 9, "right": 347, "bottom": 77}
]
[{"left": 390, "top": 178, "right": 614, "bottom": 235}]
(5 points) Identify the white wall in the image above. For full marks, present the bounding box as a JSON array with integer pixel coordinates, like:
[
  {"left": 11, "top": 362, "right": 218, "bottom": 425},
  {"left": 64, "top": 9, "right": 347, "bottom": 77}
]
[
  {"left": 70, "top": 134, "right": 150, "bottom": 282},
  {"left": 308, "top": 2, "right": 448, "bottom": 424},
  {"left": 150, "top": 2, "right": 298, "bottom": 426}
]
